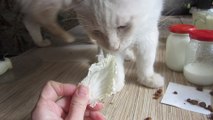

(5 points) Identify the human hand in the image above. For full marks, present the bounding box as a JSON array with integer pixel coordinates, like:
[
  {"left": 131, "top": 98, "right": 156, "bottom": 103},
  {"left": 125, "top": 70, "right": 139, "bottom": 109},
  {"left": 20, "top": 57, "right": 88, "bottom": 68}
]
[{"left": 32, "top": 81, "right": 105, "bottom": 120}]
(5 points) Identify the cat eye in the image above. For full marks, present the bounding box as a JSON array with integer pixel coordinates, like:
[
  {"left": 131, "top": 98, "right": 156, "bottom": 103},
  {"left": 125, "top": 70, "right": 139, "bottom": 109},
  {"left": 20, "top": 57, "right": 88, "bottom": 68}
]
[
  {"left": 117, "top": 24, "right": 131, "bottom": 32},
  {"left": 117, "top": 25, "right": 128, "bottom": 30},
  {"left": 92, "top": 30, "right": 102, "bottom": 36},
  {"left": 92, "top": 30, "right": 105, "bottom": 39}
]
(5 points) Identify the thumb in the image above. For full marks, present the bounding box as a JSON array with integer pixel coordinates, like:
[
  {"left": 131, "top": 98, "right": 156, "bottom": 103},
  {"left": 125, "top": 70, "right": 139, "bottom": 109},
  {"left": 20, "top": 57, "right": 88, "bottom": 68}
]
[{"left": 66, "top": 85, "right": 89, "bottom": 120}]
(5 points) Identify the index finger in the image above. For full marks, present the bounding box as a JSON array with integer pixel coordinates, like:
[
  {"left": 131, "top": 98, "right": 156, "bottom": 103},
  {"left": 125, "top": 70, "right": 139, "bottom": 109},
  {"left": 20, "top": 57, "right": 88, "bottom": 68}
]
[{"left": 40, "top": 80, "right": 77, "bottom": 101}]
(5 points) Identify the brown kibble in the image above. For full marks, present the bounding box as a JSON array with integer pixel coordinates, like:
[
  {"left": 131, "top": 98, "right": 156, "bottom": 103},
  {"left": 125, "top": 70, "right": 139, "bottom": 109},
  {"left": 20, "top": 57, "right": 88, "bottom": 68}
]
[
  {"left": 154, "top": 92, "right": 162, "bottom": 97},
  {"left": 154, "top": 92, "right": 159, "bottom": 96},
  {"left": 190, "top": 100, "right": 199, "bottom": 105},
  {"left": 186, "top": 98, "right": 198, "bottom": 105},
  {"left": 196, "top": 87, "right": 203, "bottom": 91},
  {"left": 173, "top": 91, "right": 178, "bottom": 94},
  {"left": 210, "top": 91, "right": 213, "bottom": 96},
  {"left": 207, "top": 105, "right": 213, "bottom": 112},
  {"left": 186, "top": 98, "right": 191, "bottom": 102},
  {"left": 157, "top": 89, "right": 163, "bottom": 94},
  {"left": 153, "top": 89, "right": 163, "bottom": 100},
  {"left": 144, "top": 117, "right": 152, "bottom": 120},
  {"left": 198, "top": 102, "right": 206, "bottom": 108},
  {"left": 186, "top": 98, "right": 213, "bottom": 113}
]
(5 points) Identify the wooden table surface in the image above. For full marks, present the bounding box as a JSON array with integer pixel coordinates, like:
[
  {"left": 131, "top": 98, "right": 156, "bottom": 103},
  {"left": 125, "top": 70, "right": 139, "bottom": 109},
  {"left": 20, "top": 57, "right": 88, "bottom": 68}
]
[{"left": 0, "top": 16, "right": 212, "bottom": 120}]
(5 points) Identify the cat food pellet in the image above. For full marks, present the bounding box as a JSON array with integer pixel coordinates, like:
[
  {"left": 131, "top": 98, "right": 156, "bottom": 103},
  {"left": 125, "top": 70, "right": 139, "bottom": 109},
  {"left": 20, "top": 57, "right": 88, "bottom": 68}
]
[
  {"left": 186, "top": 98, "right": 191, "bottom": 102},
  {"left": 198, "top": 102, "right": 206, "bottom": 108},
  {"left": 186, "top": 98, "right": 198, "bottom": 105},
  {"left": 207, "top": 105, "right": 213, "bottom": 112},
  {"left": 173, "top": 91, "right": 178, "bottom": 94},
  {"left": 186, "top": 98, "right": 213, "bottom": 113},
  {"left": 153, "top": 89, "right": 163, "bottom": 100},
  {"left": 144, "top": 117, "right": 152, "bottom": 120},
  {"left": 196, "top": 87, "right": 203, "bottom": 91},
  {"left": 154, "top": 92, "right": 160, "bottom": 96},
  {"left": 190, "top": 100, "right": 199, "bottom": 105},
  {"left": 210, "top": 91, "right": 213, "bottom": 96},
  {"left": 157, "top": 89, "right": 163, "bottom": 94}
]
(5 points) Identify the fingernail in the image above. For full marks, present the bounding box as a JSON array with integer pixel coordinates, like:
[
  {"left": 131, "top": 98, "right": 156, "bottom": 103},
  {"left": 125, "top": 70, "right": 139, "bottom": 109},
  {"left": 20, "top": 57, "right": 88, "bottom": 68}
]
[{"left": 77, "top": 85, "right": 88, "bottom": 97}]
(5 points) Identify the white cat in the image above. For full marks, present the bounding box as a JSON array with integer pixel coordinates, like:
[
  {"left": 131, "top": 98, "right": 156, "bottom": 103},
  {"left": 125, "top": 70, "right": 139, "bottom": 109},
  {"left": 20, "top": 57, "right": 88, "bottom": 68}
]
[
  {"left": 20, "top": 0, "right": 164, "bottom": 89},
  {"left": 19, "top": 0, "right": 76, "bottom": 47},
  {"left": 73, "top": 0, "right": 164, "bottom": 90}
]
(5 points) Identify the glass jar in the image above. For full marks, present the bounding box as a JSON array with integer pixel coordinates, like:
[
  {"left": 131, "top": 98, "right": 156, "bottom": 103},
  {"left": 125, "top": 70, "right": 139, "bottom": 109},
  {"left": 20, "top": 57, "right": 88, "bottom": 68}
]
[
  {"left": 184, "top": 30, "right": 213, "bottom": 85},
  {"left": 191, "top": 8, "right": 213, "bottom": 30},
  {"left": 166, "top": 24, "right": 195, "bottom": 72}
]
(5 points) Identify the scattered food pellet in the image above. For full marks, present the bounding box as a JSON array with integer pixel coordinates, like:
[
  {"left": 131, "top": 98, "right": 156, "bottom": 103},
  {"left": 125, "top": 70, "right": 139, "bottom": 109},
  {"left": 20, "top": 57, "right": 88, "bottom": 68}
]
[
  {"left": 196, "top": 87, "right": 203, "bottom": 91},
  {"left": 210, "top": 91, "right": 213, "bottom": 96},
  {"left": 153, "top": 89, "right": 163, "bottom": 100},
  {"left": 173, "top": 91, "right": 178, "bottom": 95},
  {"left": 157, "top": 89, "right": 162, "bottom": 94},
  {"left": 198, "top": 102, "right": 206, "bottom": 108},
  {"left": 144, "top": 117, "right": 152, "bottom": 120},
  {"left": 186, "top": 98, "right": 198, "bottom": 105},
  {"left": 207, "top": 105, "right": 213, "bottom": 112},
  {"left": 186, "top": 98, "right": 213, "bottom": 113}
]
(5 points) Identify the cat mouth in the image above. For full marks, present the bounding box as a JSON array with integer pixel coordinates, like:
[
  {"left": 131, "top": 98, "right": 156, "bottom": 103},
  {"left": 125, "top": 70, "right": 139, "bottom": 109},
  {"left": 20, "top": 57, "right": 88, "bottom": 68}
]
[{"left": 100, "top": 45, "right": 121, "bottom": 54}]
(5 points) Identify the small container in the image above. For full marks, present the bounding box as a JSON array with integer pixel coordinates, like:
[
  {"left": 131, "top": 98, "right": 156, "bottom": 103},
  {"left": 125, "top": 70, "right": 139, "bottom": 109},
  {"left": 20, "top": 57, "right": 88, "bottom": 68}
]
[
  {"left": 166, "top": 24, "right": 196, "bottom": 72},
  {"left": 184, "top": 30, "right": 213, "bottom": 85}
]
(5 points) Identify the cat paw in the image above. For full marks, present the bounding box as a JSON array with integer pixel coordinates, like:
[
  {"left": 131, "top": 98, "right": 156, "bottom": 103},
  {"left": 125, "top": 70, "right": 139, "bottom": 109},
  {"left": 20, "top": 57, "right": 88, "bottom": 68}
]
[
  {"left": 138, "top": 73, "right": 164, "bottom": 88},
  {"left": 36, "top": 39, "right": 51, "bottom": 47}
]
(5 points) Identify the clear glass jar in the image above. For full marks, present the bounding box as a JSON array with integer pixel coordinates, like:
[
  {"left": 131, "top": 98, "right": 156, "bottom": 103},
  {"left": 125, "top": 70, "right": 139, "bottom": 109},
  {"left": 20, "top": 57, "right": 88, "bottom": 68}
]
[
  {"left": 184, "top": 30, "right": 213, "bottom": 85},
  {"left": 166, "top": 24, "right": 195, "bottom": 72},
  {"left": 191, "top": 8, "right": 213, "bottom": 30}
]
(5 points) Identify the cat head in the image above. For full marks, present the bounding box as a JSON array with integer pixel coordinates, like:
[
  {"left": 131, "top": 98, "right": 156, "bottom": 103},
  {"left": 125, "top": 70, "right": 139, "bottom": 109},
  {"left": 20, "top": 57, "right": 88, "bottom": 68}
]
[{"left": 73, "top": 0, "right": 140, "bottom": 53}]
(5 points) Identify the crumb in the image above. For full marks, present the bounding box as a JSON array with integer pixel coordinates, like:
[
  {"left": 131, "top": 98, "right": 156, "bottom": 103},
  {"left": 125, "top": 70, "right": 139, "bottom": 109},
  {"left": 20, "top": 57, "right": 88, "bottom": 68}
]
[
  {"left": 186, "top": 98, "right": 198, "bottom": 105},
  {"left": 173, "top": 91, "right": 178, "bottom": 95},
  {"left": 144, "top": 117, "right": 152, "bottom": 120},
  {"left": 109, "top": 102, "right": 113, "bottom": 104},
  {"left": 184, "top": 103, "right": 186, "bottom": 104},
  {"left": 198, "top": 102, "right": 206, "bottom": 108},
  {"left": 207, "top": 105, "right": 213, "bottom": 112},
  {"left": 210, "top": 91, "right": 213, "bottom": 96},
  {"left": 196, "top": 87, "right": 203, "bottom": 91}
]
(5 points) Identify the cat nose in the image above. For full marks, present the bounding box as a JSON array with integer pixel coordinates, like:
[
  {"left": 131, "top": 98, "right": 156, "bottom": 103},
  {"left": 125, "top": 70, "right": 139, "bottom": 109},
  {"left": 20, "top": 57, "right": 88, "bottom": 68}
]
[{"left": 109, "top": 42, "right": 120, "bottom": 51}]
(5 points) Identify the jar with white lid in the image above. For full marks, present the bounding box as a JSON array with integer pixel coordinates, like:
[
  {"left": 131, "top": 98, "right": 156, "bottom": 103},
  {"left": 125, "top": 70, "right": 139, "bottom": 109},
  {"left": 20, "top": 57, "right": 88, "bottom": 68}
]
[
  {"left": 184, "top": 30, "right": 213, "bottom": 86},
  {"left": 166, "top": 24, "right": 196, "bottom": 72}
]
